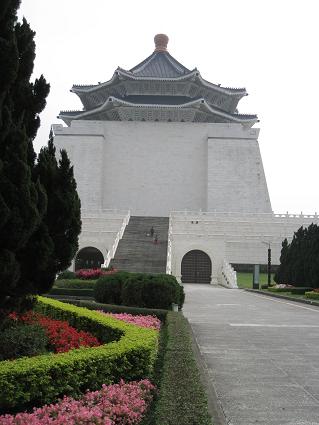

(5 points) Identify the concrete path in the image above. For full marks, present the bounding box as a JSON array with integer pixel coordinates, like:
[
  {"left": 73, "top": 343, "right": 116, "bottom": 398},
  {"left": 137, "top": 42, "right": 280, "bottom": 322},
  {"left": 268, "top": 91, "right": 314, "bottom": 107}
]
[{"left": 183, "top": 284, "right": 319, "bottom": 425}]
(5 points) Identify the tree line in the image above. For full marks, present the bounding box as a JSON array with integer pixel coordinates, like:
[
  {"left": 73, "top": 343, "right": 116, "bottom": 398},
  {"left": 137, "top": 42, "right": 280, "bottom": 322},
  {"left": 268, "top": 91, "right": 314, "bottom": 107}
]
[{"left": 275, "top": 223, "right": 319, "bottom": 288}]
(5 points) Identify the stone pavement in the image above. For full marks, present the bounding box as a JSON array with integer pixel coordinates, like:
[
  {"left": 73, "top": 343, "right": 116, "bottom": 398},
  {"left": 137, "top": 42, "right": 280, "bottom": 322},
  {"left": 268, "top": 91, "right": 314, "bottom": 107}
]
[{"left": 183, "top": 284, "right": 319, "bottom": 425}]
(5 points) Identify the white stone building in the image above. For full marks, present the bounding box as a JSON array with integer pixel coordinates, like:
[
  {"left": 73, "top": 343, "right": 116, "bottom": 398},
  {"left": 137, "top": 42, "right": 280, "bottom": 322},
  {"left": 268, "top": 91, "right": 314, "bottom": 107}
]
[{"left": 53, "top": 34, "right": 318, "bottom": 285}]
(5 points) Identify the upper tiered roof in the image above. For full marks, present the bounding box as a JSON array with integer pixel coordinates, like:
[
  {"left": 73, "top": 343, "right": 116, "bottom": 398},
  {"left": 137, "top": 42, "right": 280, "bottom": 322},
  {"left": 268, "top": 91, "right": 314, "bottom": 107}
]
[{"left": 59, "top": 34, "right": 257, "bottom": 127}]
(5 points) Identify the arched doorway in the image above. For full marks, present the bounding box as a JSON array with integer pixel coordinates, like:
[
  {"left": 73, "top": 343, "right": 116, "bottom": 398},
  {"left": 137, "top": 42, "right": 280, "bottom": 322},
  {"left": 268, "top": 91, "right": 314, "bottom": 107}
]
[
  {"left": 75, "top": 247, "right": 104, "bottom": 271},
  {"left": 181, "top": 250, "right": 212, "bottom": 283}
]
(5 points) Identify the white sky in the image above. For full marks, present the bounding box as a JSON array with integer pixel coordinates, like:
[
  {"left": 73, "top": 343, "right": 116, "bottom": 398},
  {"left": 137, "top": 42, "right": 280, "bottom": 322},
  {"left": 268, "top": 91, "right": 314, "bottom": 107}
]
[{"left": 18, "top": 0, "right": 319, "bottom": 214}]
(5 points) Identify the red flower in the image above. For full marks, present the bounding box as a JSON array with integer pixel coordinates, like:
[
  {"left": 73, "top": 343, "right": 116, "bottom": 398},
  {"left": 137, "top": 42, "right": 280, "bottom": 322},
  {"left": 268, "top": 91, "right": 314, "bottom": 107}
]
[
  {"left": 75, "top": 268, "right": 118, "bottom": 280},
  {"left": 18, "top": 311, "right": 100, "bottom": 353}
]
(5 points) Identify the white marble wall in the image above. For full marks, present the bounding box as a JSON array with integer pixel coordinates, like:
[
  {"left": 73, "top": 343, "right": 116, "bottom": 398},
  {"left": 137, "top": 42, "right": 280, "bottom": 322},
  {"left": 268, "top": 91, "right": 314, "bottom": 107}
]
[
  {"left": 207, "top": 128, "right": 272, "bottom": 213},
  {"left": 52, "top": 121, "right": 271, "bottom": 217},
  {"left": 168, "top": 212, "right": 319, "bottom": 284},
  {"left": 75, "top": 210, "right": 129, "bottom": 268}
]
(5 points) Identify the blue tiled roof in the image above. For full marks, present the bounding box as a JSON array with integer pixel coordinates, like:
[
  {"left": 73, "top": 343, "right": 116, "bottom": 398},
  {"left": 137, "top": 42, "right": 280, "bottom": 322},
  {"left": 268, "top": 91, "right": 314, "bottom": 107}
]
[{"left": 129, "top": 51, "right": 191, "bottom": 78}]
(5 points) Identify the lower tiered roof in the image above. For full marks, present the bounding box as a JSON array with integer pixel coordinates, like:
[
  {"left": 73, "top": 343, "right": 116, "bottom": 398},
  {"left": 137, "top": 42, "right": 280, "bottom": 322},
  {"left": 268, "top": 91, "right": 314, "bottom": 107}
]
[{"left": 59, "top": 96, "right": 258, "bottom": 127}]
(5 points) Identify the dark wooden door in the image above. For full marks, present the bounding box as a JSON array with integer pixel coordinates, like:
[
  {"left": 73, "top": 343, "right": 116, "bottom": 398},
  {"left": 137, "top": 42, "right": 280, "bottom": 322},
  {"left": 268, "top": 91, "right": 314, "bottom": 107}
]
[
  {"left": 75, "top": 247, "right": 104, "bottom": 271},
  {"left": 181, "top": 250, "right": 212, "bottom": 283}
]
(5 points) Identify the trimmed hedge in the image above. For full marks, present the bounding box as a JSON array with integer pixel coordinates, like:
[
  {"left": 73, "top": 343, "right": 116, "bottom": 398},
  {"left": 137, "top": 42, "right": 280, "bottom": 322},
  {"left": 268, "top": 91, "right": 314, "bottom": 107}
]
[
  {"left": 152, "top": 313, "right": 211, "bottom": 425},
  {"left": 53, "top": 279, "right": 96, "bottom": 289},
  {"left": 48, "top": 288, "right": 94, "bottom": 297},
  {"left": 268, "top": 287, "right": 313, "bottom": 295},
  {"left": 63, "top": 299, "right": 168, "bottom": 323},
  {"left": 94, "top": 272, "right": 185, "bottom": 310},
  {"left": 56, "top": 270, "right": 76, "bottom": 280},
  {"left": 290, "top": 287, "right": 313, "bottom": 295},
  {"left": 0, "top": 297, "right": 158, "bottom": 412},
  {"left": 267, "top": 287, "right": 291, "bottom": 293},
  {"left": 305, "top": 291, "right": 319, "bottom": 300},
  {"left": 94, "top": 272, "right": 131, "bottom": 305},
  {"left": 0, "top": 323, "right": 48, "bottom": 361}
]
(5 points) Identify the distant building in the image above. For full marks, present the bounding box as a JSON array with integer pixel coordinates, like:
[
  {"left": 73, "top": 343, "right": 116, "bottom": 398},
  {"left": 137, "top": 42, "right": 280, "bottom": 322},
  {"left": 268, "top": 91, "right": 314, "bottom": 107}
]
[{"left": 53, "top": 34, "right": 318, "bottom": 285}]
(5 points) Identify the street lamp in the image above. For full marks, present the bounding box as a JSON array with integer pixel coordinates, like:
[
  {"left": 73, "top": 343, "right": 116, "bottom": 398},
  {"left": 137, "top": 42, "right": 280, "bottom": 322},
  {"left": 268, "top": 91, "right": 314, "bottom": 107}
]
[{"left": 262, "top": 240, "right": 271, "bottom": 287}]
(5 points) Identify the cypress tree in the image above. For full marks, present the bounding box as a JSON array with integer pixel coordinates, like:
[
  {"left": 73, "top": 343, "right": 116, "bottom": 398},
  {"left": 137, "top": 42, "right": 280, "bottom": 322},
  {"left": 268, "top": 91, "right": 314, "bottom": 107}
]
[
  {"left": 17, "top": 132, "right": 81, "bottom": 294},
  {"left": 0, "top": 1, "right": 49, "bottom": 311},
  {"left": 14, "top": 131, "right": 81, "bottom": 297},
  {"left": 0, "top": 2, "right": 81, "bottom": 314},
  {"left": 290, "top": 227, "right": 307, "bottom": 285},
  {"left": 306, "top": 224, "right": 319, "bottom": 288},
  {"left": 276, "top": 224, "right": 319, "bottom": 288},
  {"left": 274, "top": 238, "right": 289, "bottom": 284}
]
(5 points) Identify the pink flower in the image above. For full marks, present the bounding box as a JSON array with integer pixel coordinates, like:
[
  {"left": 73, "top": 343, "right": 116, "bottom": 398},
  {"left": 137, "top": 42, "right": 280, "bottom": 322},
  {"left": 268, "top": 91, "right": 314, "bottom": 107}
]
[
  {"left": 97, "top": 312, "right": 161, "bottom": 331},
  {"left": 0, "top": 380, "right": 155, "bottom": 425}
]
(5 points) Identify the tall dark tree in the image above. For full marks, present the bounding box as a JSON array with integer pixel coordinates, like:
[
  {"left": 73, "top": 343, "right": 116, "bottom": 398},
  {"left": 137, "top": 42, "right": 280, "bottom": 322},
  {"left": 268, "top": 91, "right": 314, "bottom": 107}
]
[
  {"left": 305, "top": 224, "right": 319, "bottom": 287},
  {"left": 274, "top": 238, "right": 290, "bottom": 284},
  {"left": 0, "top": 1, "right": 49, "bottom": 311},
  {"left": 275, "top": 224, "right": 319, "bottom": 288},
  {"left": 0, "top": 1, "right": 80, "bottom": 313},
  {"left": 16, "top": 133, "right": 81, "bottom": 294}
]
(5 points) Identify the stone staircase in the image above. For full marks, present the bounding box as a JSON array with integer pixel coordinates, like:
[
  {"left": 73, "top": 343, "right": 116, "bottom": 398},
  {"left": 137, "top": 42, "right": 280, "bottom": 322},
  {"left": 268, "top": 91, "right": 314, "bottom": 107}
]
[{"left": 109, "top": 216, "right": 169, "bottom": 274}]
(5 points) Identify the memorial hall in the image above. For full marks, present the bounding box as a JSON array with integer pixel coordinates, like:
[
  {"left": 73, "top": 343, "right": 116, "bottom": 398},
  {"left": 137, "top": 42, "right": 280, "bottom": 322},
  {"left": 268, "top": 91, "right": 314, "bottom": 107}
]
[{"left": 53, "top": 34, "right": 318, "bottom": 286}]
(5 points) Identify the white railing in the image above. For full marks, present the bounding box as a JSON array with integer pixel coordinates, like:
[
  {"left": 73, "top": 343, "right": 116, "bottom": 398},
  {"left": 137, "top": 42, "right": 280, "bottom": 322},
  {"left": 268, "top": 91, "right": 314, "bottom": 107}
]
[
  {"left": 82, "top": 208, "right": 131, "bottom": 217},
  {"left": 170, "top": 210, "right": 319, "bottom": 221},
  {"left": 104, "top": 210, "right": 130, "bottom": 267},
  {"left": 220, "top": 261, "right": 238, "bottom": 289},
  {"left": 166, "top": 219, "right": 173, "bottom": 274}
]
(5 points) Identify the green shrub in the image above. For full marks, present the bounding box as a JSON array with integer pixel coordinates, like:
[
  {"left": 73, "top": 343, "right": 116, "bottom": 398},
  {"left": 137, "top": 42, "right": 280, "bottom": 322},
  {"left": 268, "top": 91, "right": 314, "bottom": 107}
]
[
  {"left": 94, "top": 272, "right": 131, "bottom": 304},
  {"left": 0, "top": 297, "right": 158, "bottom": 412},
  {"left": 122, "top": 274, "right": 184, "bottom": 310},
  {"left": 53, "top": 279, "right": 96, "bottom": 289},
  {"left": 94, "top": 272, "right": 184, "bottom": 310},
  {"left": 305, "top": 291, "right": 319, "bottom": 300},
  {"left": 290, "top": 287, "right": 313, "bottom": 295},
  {"left": 56, "top": 270, "right": 76, "bottom": 280},
  {"left": 152, "top": 313, "right": 211, "bottom": 425},
  {"left": 49, "top": 288, "right": 94, "bottom": 297},
  {"left": 0, "top": 323, "right": 48, "bottom": 361}
]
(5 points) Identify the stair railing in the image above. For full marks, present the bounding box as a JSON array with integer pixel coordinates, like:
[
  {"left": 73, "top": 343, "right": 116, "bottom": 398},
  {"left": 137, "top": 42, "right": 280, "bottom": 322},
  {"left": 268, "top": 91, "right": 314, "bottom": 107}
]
[
  {"left": 166, "top": 219, "right": 172, "bottom": 274},
  {"left": 104, "top": 210, "right": 130, "bottom": 268},
  {"left": 220, "top": 261, "right": 238, "bottom": 289}
]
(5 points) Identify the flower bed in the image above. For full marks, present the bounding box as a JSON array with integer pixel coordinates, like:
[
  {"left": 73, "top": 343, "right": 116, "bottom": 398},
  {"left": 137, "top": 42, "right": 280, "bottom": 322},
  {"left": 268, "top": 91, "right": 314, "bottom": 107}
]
[
  {"left": 0, "top": 379, "right": 155, "bottom": 424},
  {"left": 0, "top": 297, "right": 158, "bottom": 411},
  {"left": 76, "top": 268, "right": 117, "bottom": 280},
  {"left": 98, "top": 312, "right": 161, "bottom": 331},
  {"left": 17, "top": 311, "right": 100, "bottom": 353}
]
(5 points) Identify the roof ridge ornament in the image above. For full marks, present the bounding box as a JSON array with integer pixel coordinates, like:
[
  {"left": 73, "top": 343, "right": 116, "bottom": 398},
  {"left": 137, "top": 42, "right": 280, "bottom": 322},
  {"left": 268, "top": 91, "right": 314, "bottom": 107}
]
[{"left": 154, "top": 34, "right": 169, "bottom": 52}]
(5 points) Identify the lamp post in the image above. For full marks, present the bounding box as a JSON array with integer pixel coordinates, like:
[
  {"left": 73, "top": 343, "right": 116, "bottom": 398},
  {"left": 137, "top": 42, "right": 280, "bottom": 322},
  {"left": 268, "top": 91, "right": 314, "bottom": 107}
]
[{"left": 262, "top": 240, "right": 272, "bottom": 287}]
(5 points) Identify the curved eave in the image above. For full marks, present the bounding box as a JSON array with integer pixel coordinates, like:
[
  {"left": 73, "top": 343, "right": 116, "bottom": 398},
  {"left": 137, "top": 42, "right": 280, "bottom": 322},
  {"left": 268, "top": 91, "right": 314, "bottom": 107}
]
[
  {"left": 71, "top": 72, "right": 120, "bottom": 94},
  {"left": 197, "top": 74, "right": 246, "bottom": 97},
  {"left": 117, "top": 69, "right": 246, "bottom": 97},
  {"left": 59, "top": 97, "right": 257, "bottom": 127},
  {"left": 71, "top": 68, "right": 246, "bottom": 98}
]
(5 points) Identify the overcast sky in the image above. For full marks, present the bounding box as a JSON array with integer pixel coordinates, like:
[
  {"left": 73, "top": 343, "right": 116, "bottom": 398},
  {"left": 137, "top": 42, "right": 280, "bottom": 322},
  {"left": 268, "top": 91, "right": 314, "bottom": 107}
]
[{"left": 18, "top": 0, "right": 319, "bottom": 214}]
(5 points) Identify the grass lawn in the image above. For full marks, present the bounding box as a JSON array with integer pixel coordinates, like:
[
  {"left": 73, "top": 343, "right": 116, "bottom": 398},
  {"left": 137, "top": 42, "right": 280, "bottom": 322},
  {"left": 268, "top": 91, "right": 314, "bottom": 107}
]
[{"left": 236, "top": 272, "right": 275, "bottom": 289}]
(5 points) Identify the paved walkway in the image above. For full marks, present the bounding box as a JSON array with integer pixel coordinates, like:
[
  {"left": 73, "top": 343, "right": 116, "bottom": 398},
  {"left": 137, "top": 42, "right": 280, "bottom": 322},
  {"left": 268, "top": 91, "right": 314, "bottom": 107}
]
[{"left": 183, "top": 284, "right": 319, "bottom": 425}]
